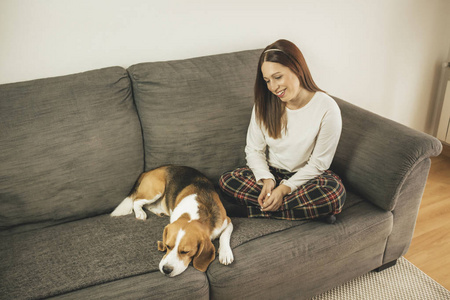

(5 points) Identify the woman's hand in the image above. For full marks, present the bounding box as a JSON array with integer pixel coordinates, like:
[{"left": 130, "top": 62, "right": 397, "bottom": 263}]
[
  {"left": 258, "top": 179, "right": 275, "bottom": 208},
  {"left": 261, "top": 184, "right": 291, "bottom": 212}
]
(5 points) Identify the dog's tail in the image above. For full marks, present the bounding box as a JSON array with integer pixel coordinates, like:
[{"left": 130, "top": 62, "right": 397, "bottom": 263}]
[{"left": 111, "top": 197, "right": 134, "bottom": 217}]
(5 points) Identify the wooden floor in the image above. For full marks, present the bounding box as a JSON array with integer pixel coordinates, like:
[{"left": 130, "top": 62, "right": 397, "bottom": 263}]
[{"left": 404, "top": 143, "right": 450, "bottom": 290}]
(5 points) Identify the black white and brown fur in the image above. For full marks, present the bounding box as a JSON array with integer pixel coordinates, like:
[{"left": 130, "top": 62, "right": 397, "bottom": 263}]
[{"left": 111, "top": 165, "right": 234, "bottom": 277}]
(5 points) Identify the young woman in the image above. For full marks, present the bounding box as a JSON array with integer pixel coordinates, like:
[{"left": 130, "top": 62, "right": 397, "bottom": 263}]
[{"left": 219, "top": 39, "right": 346, "bottom": 222}]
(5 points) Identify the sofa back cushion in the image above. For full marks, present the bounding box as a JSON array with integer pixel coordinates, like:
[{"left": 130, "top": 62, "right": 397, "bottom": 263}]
[
  {"left": 128, "top": 50, "right": 261, "bottom": 182},
  {"left": 0, "top": 67, "right": 144, "bottom": 232}
]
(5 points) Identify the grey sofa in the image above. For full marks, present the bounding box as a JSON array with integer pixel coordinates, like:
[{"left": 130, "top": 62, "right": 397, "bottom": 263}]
[{"left": 0, "top": 49, "right": 442, "bottom": 300}]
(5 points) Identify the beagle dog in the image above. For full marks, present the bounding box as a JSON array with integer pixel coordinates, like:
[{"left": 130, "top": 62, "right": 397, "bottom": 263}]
[{"left": 111, "top": 165, "right": 234, "bottom": 277}]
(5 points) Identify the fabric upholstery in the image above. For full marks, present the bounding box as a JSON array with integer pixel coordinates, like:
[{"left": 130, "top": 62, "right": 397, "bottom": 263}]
[
  {"left": 331, "top": 97, "right": 442, "bottom": 211},
  {"left": 1, "top": 215, "right": 168, "bottom": 299},
  {"left": 207, "top": 193, "right": 393, "bottom": 299},
  {"left": 381, "top": 158, "right": 432, "bottom": 264},
  {"left": 128, "top": 50, "right": 261, "bottom": 182},
  {"left": 0, "top": 67, "right": 144, "bottom": 232},
  {"left": 0, "top": 208, "right": 311, "bottom": 299},
  {"left": 49, "top": 268, "right": 210, "bottom": 300}
]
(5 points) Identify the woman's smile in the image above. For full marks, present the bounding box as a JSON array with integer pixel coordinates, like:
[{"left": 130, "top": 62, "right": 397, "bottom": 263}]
[{"left": 276, "top": 89, "right": 286, "bottom": 98}]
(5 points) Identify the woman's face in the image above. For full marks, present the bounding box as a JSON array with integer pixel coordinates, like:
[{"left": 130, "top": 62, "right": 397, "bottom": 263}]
[{"left": 261, "top": 61, "right": 302, "bottom": 105}]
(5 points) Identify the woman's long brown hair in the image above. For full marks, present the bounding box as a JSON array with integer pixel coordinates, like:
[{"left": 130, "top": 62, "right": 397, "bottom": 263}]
[{"left": 254, "top": 39, "right": 324, "bottom": 139}]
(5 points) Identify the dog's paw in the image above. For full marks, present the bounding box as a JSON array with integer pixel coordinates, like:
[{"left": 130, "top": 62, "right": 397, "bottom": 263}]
[
  {"left": 135, "top": 210, "right": 147, "bottom": 221},
  {"left": 218, "top": 246, "right": 234, "bottom": 265}
]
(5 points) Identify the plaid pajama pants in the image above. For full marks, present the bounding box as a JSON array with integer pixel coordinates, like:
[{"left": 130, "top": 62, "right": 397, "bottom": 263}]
[{"left": 218, "top": 166, "right": 346, "bottom": 220}]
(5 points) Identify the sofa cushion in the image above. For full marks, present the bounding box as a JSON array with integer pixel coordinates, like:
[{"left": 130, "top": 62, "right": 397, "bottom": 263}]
[
  {"left": 0, "top": 67, "right": 144, "bottom": 232},
  {"left": 0, "top": 211, "right": 309, "bottom": 299},
  {"left": 0, "top": 214, "right": 168, "bottom": 299},
  {"left": 128, "top": 50, "right": 261, "bottom": 182},
  {"left": 50, "top": 268, "right": 210, "bottom": 300},
  {"left": 207, "top": 191, "right": 393, "bottom": 299}
]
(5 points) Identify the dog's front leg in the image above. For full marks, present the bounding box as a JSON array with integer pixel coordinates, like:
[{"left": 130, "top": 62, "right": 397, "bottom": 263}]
[{"left": 218, "top": 219, "right": 234, "bottom": 265}]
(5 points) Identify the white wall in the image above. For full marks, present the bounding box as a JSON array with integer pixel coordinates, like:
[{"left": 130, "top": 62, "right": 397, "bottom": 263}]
[{"left": 1, "top": 0, "right": 449, "bottom": 134}]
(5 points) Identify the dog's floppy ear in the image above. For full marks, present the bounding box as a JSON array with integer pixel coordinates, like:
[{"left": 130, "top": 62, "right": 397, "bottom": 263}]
[
  {"left": 157, "top": 226, "right": 168, "bottom": 252},
  {"left": 193, "top": 237, "right": 215, "bottom": 272},
  {"left": 157, "top": 241, "right": 166, "bottom": 252}
]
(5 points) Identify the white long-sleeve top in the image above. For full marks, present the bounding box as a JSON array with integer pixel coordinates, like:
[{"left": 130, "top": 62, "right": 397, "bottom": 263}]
[{"left": 245, "top": 92, "right": 342, "bottom": 193}]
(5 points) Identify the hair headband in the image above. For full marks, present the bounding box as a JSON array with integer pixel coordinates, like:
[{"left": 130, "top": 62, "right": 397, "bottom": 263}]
[{"left": 264, "top": 49, "right": 284, "bottom": 54}]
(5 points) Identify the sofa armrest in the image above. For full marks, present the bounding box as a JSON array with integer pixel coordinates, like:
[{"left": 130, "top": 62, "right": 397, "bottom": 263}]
[{"left": 331, "top": 96, "right": 442, "bottom": 211}]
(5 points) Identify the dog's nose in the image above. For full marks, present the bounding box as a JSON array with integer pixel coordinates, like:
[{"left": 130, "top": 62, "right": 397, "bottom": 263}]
[{"left": 162, "top": 265, "right": 173, "bottom": 275}]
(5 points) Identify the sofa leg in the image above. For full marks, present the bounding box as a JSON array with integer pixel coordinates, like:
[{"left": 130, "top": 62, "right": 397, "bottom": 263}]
[{"left": 374, "top": 259, "right": 397, "bottom": 272}]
